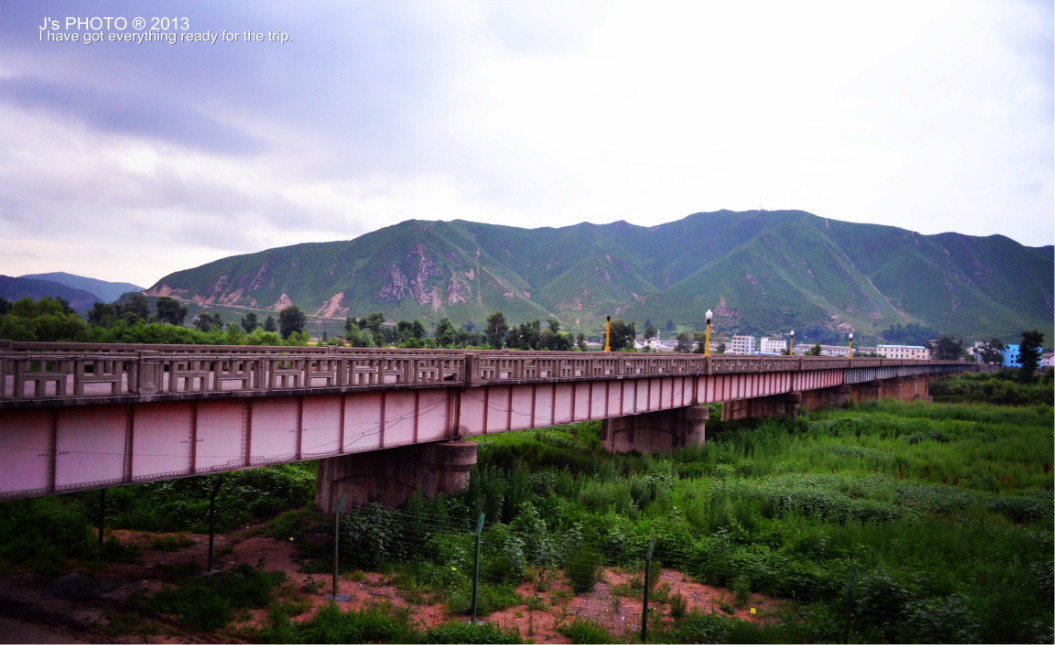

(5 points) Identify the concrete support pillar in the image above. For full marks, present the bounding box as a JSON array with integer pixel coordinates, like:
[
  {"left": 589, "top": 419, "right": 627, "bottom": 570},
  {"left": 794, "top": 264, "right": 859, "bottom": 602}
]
[
  {"left": 721, "top": 391, "right": 802, "bottom": 422},
  {"left": 799, "top": 384, "right": 851, "bottom": 411},
  {"left": 911, "top": 375, "right": 933, "bottom": 402},
  {"left": 601, "top": 405, "right": 708, "bottom": 454},
  {"left": 315, "top": 440, "right": 477, "bottom": 514},
  {"left": 852, "top": 380, "right": 883, "bottom": 402}
]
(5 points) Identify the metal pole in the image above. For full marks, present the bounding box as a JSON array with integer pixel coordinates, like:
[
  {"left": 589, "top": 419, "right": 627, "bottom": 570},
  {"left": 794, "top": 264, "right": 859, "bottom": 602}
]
[
  {"left": 604, "top": 315, "right": 611, "bottom": 352},
  {"left": 704, "top": 309, "right": 712, "bottom": 356},
  {"left": 97, "top": 488, "right": 106, "bottom": 546},
  {"left": 641, "top": 535, "right": 656, "bottom": 642},
  {"left": 843, "top": 562, "right": 857, "bottom": 644},
  {"left": 471, "top": 513, "right": 485, "bottom": 625},
  {"left": 333, "top": 493, "right": 347, "bottom": 600},
  {"left": 207, "top": 479, "right": 222, "bottom": 573}
]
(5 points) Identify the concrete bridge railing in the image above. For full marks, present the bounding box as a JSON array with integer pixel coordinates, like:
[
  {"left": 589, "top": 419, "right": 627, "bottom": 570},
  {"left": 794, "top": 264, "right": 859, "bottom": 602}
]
[{"left": 0, "top": 340, "right": 969, "bottom": 406}]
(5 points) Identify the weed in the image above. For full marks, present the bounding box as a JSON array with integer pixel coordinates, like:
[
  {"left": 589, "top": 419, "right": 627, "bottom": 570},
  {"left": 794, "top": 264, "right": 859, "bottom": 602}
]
[
  {"left": 558, "top": 617, "right": 614, "bottom": 644},
  {"left": 149, "top": 534, "right": 195, "bottom": 551}
]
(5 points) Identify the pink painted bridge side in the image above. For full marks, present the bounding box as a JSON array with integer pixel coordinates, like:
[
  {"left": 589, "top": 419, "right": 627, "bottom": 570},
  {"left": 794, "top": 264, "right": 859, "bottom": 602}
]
[{"left": 0, "top": 343, "right": 972, "bottom": 503}]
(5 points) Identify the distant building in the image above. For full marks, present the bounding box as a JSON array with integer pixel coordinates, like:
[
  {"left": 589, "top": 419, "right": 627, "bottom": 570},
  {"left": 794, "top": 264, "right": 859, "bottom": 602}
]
[
  {"left": 817, "top": 344, "right": 850, "bottom": 357},
  {"left": 1003, "top": 344, "right": 1021, "bottom": 368},
  {"left": 1042, "top": 352, "right": 1054, "bottom": 369},
  {"left": 759, "top": 337, "right": 787, "bottom": 355},
  {"left": 876, "top": 344, "right": 930, "bottom": 360},
  {"left": 729, "top": 335, "right": 756, "bottom": 355}
]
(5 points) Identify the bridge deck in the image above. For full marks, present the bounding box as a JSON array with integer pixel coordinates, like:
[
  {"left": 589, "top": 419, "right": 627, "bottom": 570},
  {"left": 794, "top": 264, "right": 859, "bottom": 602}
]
[{"left": 0, "top": 341, "right": 963, "bottom": 407}]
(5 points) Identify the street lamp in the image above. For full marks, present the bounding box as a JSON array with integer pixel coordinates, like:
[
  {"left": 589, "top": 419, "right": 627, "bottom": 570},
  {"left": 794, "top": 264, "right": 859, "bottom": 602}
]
[
  {"left": 704, "top": 309, "right": 713, "bottom": 357},
  {"left": 604, "top": 315, "right": 611, "bottom": 352},
  {"left": 848, "top": 332, "right": 854, "bottom": 359},
  {"left": 789, "top": 330, "right": 795, "bottom": 356}
]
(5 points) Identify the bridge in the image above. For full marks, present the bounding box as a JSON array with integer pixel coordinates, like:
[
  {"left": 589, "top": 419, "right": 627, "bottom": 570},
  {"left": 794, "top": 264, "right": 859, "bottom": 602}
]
[{"left": 0, "top": 341, "right": 972, "bottom": 511}]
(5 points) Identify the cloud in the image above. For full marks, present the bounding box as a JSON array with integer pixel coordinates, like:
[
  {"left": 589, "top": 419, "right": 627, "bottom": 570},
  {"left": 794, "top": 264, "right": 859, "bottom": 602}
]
[{"left": 0, "top": 0, "right": 1049, "bottom": 288}]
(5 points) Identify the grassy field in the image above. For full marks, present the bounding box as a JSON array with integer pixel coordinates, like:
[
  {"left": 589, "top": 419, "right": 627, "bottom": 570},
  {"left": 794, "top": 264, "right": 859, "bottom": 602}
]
[{"left": 1, "top": 378, "right": 1052, "bottom": 643}]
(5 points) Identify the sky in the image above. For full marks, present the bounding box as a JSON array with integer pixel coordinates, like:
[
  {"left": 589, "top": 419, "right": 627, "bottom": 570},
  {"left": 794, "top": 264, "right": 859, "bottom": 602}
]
[{"left": 1, "top": 0, "right": 1052, "bottom": 288}]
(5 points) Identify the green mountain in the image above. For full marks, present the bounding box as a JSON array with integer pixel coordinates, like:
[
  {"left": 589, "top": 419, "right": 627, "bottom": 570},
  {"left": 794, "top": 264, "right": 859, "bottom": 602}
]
[{"left": 144, "top": 211, "right": 1054, "bottom": 342}]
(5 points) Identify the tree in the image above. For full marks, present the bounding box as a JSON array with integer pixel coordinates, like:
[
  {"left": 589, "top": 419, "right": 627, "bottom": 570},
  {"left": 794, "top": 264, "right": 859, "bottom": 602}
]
[
  {"left": 608, "top": 318, "right": 636, "bottom": 351},
  {"left": 343, "top": 319, "right": 368, "bottom": 347},
  {"left": 693, "top": 332, "right": 707, "bottom": 353},
  {"left": 87, "top": 302, "right": 118, "bottom": 327},
  {"left": 976, "top": 337, "right": 1005, "bottom": 365},
  {"left": 279, "top": 306, "right": 306, "bottom": 339},
  {"left": 929, "top": 335, "right": 966, "bottom": 361},
  {"left": 241, "top": 311, "right": 259, "bottom": 333},
  {"left": 434, "top": 318, "right": 456, "bottom": 348},
  {"left": 121, "top": 293, "right": 150, "bottom": 322},
  {"left": 715, "top": 342, "right": 726, "bottom": 355},
  {"left": 805, "top": 343, "right": 823, "bottom": 356},
  {"left": 264, "top": 315, "right": 276, "bottom": 332},
  {"left": 666, "top": 318, "right": 674, "bottom": 332},
  {"left": 485, "top": 311, "right": 509, "bottom": 349},
  {"left": 675, "top": 331, "right": 694, "bottom": 353},
  {"left": 644, "top": 324, "right": 658, "bottom": 342},
  {"left": 156, "top": 297, "right": 188, "bottom": 326},
  {"left": 1018, "top": 330, "right": 1044, "bottom": 383},
  {"left": 193, "top": 312, "right": 222, "bottom": 332},
  {"left": 575, "top": 333, "right": 587, "bottom": 351},
  {"left": 0, "top": 297, "right": 11, "bottom": 316}
]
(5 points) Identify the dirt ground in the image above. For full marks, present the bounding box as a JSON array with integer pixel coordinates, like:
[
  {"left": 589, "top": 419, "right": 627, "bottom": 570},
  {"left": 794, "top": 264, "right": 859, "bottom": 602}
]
[{"left": 0, "top": 529, "right": 783, "bottom": 643}]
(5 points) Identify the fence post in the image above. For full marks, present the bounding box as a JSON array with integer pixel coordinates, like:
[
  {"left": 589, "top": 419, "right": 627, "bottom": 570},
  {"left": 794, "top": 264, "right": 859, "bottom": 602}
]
[
  {"left": 333, "top": 493, "right": 347, "bottom": 600},
  {"left": 843, "top": 562, "right": 857, "bottom": 643},
  {"left": 97, "top": 488, "right": 106, "bottom": 546},
  {"left": 471, "top": 513, "right": 485, "bottom": 625},
  {"left": 641, "top": 535, "right": 657, "bottom": 642},
  {"left": 207, "top": 478, "right": 223, "bottom": 572}
]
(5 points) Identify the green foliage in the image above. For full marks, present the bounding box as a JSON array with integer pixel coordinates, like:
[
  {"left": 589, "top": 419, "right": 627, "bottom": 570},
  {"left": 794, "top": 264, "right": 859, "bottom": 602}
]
[
  {"left": 257, "top": 601, "right": 416, "bottom": 644},
  {"left": 563, "top": 546, "right": 602, "bottom": 594},
  {"left": 422, "top": 620, "right": 524, "bottom": 643},
  {"left": 278, "top": 305, "right": 306, "bottom": 339},
  {"left": 557, "top": 617, "right": 614, "bottom": 643},
  {"left": 151, "top": 562, "right": 285, "bottom": 631},
  {"left": 930, "top": 371, "right": 1053, "bottom": 405},
  {"left": 1018, "top": 329, "right": 1044, "bottom": 383},
  {"left": 104, "top": 463, "right": 316, "bottom": 533},
  {"left": 0, "top": 497, "right": 97, "bottom": 573},
  {"left": 485, "top": 311, "right": 509, "bottom": 349}
]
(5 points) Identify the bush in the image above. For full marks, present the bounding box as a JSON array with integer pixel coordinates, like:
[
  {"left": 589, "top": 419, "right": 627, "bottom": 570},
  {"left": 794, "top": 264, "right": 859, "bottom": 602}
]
[
  {"left": 563, "top": 546, "right": 603, "bottom": 594},
  {"left": 558, "top": 617, "right": 614, "bottom": 643},
  {"left": 151, "top": 563, "right": 285, "bottom": 631}
]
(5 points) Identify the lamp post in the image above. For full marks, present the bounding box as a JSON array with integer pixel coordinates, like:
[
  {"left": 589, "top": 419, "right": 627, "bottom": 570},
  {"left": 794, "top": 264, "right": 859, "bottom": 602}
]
[
  {"left": 704, "top": 309, "right": 713, "bottom": 357},
  {"left": 789, "top": 330, "right": 795, "bottom": 356},
  {"left": 848, "top": 332, "right": 854, "bottom": 359},
  {"left": 604, "top": 315, "right": 611, "bottom": 352}
]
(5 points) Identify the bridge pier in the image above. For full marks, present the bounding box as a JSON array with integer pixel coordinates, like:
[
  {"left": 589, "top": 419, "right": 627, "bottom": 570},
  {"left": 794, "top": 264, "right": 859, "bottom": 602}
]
[
  {"left": 800, "top": 384, "right": 852, "bottom": 410},
  {"left": 878, "top": 375, "right": 932, "bottom": 402},
  {"left": 721, "top": 391, "right": 803, "bottom": 421},
  {"left": 315, "top": 440, "right": 477, "bottom": 513},
  {"left": 600, "top": 406, "right": 708, "bottom": 454}
]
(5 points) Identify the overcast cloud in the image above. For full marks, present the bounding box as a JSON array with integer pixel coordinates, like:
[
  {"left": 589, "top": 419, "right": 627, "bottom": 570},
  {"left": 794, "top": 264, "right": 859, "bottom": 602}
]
[{"left": 0, "top": 0, "right": 1051, "bottom": 287}]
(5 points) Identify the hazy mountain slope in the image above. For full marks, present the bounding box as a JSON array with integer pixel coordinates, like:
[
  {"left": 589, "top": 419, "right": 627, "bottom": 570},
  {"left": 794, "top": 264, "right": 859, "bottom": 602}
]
[
  {"left": 144, "top": 211, "right": 1054, "bottom": 341},
  {"left": 19, "top": 272, "right": 143, "bottom": 303},
  {"left": 0, "top": 275, "right": 102, "bottom": 311}
]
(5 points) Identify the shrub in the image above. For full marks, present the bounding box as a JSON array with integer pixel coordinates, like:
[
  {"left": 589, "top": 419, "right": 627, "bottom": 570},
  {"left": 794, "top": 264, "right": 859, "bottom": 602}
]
[
  {"left": 558, "top": 617, "right": 614, "bottom": 644},
  {"left": 563, "top": 546, "right": 603, "bottom": 593}
]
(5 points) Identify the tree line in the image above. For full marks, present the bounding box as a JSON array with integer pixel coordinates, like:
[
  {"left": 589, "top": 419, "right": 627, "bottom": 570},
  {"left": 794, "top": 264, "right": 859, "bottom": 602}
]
[{"left": 0, "top": 296, "right": 1047, "bottom": 382}]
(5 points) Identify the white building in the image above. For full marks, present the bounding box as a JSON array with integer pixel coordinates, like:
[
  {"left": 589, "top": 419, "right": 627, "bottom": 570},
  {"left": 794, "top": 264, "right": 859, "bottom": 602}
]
[
  {"left": 729, "top": 335, "right": 756, "bottom": 355},
  {"left": 759, "top": 337, "right": 787, "bottom": 355},
  {"left": 877, "top": 344, "right": 930, "bottom": 360}
]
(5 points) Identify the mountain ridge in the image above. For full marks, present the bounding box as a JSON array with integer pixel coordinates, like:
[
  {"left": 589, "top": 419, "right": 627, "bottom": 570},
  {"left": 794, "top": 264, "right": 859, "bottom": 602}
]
[{"left": 141, "top": 210, "right": 1052, "bottom": 342}]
